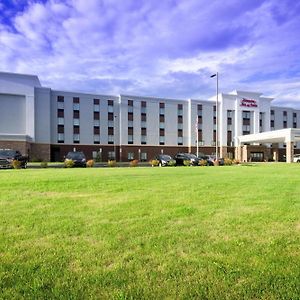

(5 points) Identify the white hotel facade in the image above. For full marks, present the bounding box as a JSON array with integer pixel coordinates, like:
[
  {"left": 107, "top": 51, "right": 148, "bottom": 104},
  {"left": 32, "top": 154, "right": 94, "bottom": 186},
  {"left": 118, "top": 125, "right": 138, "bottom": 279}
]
[{"left": 0, "top": 72, "right": 299, "bottom": 162}]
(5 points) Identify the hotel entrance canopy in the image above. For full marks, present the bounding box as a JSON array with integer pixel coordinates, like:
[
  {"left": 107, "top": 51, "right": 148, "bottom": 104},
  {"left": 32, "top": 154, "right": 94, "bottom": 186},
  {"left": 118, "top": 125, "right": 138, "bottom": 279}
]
[{"left": 237, "top": 128, "right": 300, "bottom": 163}]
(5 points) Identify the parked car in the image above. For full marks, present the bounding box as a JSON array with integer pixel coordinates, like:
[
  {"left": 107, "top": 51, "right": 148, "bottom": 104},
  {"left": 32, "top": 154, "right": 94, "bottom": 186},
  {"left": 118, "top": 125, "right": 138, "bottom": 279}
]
[
  {"left": 64, "top": 151, "right": 87, "bottom": 167},
  {"left": 0, "top": 149, "right": 28, "bottom": 169},
  {"left": 294, "top": 154, "right": 300, "bottom": 163},
  {"left": 174, "top": 153, "right": 199, "bottom": 166},
  {"left": 206, "top": 155, "right": 225, "bottom": 166},
  {"left": 156, "top": 154, "right": 176, "bottom": 166},
  {"left": 198, "top": 155, "right": 214, "bottom": 166}
]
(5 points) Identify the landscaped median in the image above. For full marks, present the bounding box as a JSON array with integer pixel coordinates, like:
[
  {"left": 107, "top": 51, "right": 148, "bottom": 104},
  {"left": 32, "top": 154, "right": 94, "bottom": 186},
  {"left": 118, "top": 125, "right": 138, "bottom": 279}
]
[{"left": 0, "top": 165, "right": 299, "bottom": 299}]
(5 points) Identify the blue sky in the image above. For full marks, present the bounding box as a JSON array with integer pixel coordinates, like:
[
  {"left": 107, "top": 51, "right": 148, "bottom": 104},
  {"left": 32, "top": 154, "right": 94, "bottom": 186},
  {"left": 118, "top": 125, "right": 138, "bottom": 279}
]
[{"left": 1, "top": 0, "right": 300, "bottom": 107}]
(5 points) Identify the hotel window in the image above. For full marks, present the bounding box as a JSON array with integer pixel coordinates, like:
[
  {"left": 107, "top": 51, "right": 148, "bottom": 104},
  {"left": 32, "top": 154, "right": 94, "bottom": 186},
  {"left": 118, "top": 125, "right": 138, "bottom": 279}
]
[
  {"left": 141, "top": 128, "right": 147, "bottom": 144},
  {"left": 108, "top": 151, "right": 115, "bottom": 160},
  {"left": 283, "top": 120, "right": 287, "bottom": 128},
  {"left": 128, "top": 100, "right": 133, "bottom": 113},
  {"left": 178, "top": 129, "right": 183, "bottom": 145},
  {"left": 94, "top": 126, "right": 100, "bottom": 144},
  {"left": 108, "top": 127, "right": 114, "bottom": 144},
  {"left": 198, "top": 129, "right": 203, "bottom": 144},
  {"left": 243, "top": 125, "right": 250, "bottom": 135},
  {"left": 57, "top": 109, "right": 64, "bottom": 125},
  {"left": 108, "top": 112, "right": 114, "bottom": 127},
  {"left": 57, "top": 96, "right": 64, "bottom": 109},
  {"left": 128, "top": 111, "right": 133, "bottom": 127},
  {"left": 159, "top": 102, "right": 165, "bottom": 115},
  {"left": 108, "top": 100, "right": 114, "bottom": 113},
  {"left": 94, "top": 135, "right": 100, "bottom": 144},
  {"left": 128, "top": 152, "right": 134, "bottom": 161},
  {"left": 159, "top": 128, "right": 165, "bottom": 145},
  {"left": 141, "top": 113, "right": 146, "bottom": 128},
  {"left": 197, "top": 104, "right": 202, "bottom": 116},
  {"left": 141, "top": 152, "right": 147, "bottom": 162},
  {"left": 178, "top": 104, "right": 183, "bottom": 116},
  {"left": 213, "top": 105, "right": 216, "bottom": 117},
  {"left": 73, "top": 97, "right": 80, "bottom": 110},
  {"left": 178, "top": 115, "right": 183, "bottom": 131},
  {"left": 270, "top": 110, "right": 275, "bottom": 121},
  {"left": 128, "top": 127, "right": 133, "bottom": 144},
  {"left": 293, "top": 112, "right": 297, "bottom": 128},
  {"left": 259, "top": 112, "right": 264, "bottom": 132},
  {"left": 159, "top": 114, "right": 165, "bottom": 129},
  {"left": 141, "top": 101, "right": 146, "bottom": 114},
  {"left": 57, "top": 125, "right": 64, "bottom": 143},
  {"left": 270, "top": 120, "right": 275, "bottom": 129},
  {"left": 94, "top": 99, "right": 100, "bottom": 112},
  {"left": 73, "top": 118, "right": 80, "bottom": 126},
  {"left": 73, "top": 134, "right": 80, "bottom": 144},
  {"left": 212, "top": 130, "right": 216, "bottom": 146},
  {"left": 57, "top": 133, "right": 64, "bottom": 143},
  {"left": 227, "top": 131, "right": 232, "bottom": 146}
]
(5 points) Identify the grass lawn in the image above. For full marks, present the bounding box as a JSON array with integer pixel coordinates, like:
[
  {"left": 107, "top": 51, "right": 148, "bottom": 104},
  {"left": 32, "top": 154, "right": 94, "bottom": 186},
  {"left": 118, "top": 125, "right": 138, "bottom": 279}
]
[{"left": 0, "top": 164, "right": 299, "bottom": 299}]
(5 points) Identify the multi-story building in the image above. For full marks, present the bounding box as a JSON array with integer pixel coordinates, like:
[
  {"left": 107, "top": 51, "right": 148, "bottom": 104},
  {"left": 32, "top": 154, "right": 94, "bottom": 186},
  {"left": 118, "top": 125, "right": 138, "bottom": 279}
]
[{"left": 0, "top": 72, "right": 299, "bottom": 162}]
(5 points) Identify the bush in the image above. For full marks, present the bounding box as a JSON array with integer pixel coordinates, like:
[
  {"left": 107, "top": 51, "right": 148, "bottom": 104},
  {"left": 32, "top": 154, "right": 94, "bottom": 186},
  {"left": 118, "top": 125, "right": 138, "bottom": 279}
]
[
  {"left": 183, "top": 160, "right": 191, "bottom": 166},
  {"left": 199, "top": 159, "right": 207, "bottom": 167},
  {"left": 232, "top": 159, "right": 240, "bottom": 165},
  {"left": 107, "top": 160, "right": 116, "bottom": 167},
  {"left": 168, "top": 159, "right": 176, "bottom": 167},
  {"left": 40, "top": 162, "right": 48, "bottom": 168},
  {"left": 64, "top": 159, "right": 75, "bottom": 168},
  {"left": 224, "top": 158, "right": 233, "bottom": 166},
  {"left": 150, "top": 159, "right": 159, "bottom": 167},
  {"left": 130, "top": 159, "right": 139, "bottom": 167},
  {"left": 213, "top": 160, "right": 219, "bottom": 166},
  {"left": 86, "top": 159, "right": 95, "bottom": 168},
  {"left": 12, "top": 160, "right": 21, "bottom": 169}
]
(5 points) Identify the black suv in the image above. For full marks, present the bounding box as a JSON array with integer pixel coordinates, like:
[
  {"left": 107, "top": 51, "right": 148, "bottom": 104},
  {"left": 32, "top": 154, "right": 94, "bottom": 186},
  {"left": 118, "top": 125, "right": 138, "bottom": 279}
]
[
  {"left": 174, "top": 153, "right": 199, "bottom": 166},
  {"left": 0, "top": 149, "right": 28, "bottom": 169},
  {"left": 64, "top": 151, "right": 87, "bottom": 167}
]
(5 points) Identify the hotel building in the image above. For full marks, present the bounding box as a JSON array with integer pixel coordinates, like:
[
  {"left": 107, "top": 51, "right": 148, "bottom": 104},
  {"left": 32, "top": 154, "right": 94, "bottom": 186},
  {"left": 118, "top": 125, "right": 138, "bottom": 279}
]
[{"left": 0, "top": 72, "right": 299, "bottom": 162}]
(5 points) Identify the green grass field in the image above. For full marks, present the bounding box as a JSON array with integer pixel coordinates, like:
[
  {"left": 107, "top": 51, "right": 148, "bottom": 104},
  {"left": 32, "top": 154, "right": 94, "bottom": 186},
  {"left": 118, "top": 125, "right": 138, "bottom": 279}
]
[{"left": 0, "top": 164, "right": 299, "bottom": 299}]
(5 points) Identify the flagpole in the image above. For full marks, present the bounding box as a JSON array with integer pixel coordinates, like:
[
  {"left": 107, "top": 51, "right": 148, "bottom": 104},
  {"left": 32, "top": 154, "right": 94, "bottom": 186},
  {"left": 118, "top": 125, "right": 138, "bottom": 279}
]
[
  {"left": 210, "top": 72, "right": 219, "bottom": 161},
  {"left": 216, "top": 72, "right": 219, "bottom": 161},
  {"left": 196, "top": 116, "right": 199, "bottom": 157}
]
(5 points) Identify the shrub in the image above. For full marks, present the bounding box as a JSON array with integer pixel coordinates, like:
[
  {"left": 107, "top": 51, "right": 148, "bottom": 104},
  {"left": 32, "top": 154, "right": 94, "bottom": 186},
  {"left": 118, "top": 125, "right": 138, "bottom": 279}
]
[
  {"left": 40, "top": 162, "right": 48, "bottom": 168},
  {"left": 168, "top": 159, "right": 176, "bottom": 167},
  {"left": 86, "top": 159, "right": 95, "bottom": 168},
  {"left": 224, "top": 158, "right": 233, "bottom": 166},
  {"left": 150, "top": 159, "right": 159, "bottom": 167},
  {"left": 130, "top": 159, "right": 139, "bottom": 167},
  {"left": 64, "top": 159, "right": 75, "bottom": 168},
  {"left": 233, "top": 159, "right": 240, "bottom": 165},
  {"left": 213, "top": 160, "right": 219, "bottom": 166},
  {"left": 183, "top": 160, "right": 191, "bottom": 166},
  {"left": 12, "top": 160, "right": 21, "bottom": 169},
  {"left": 107, "top": 160, "right": 116, "bottom": 167},
  {"left": 199, "top": 159, "right": 207, "bottom": 167}
]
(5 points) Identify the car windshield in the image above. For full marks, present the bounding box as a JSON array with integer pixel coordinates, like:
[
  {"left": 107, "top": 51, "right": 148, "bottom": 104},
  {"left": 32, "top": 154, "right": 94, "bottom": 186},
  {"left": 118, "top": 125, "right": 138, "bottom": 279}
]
[
  {"left": 160, "top": 155, "right": 172, "bottom": 160},
  {"left": 0, "top": 150, "right": 16, "bottom": 157},
  {"left": 66, "top": 152, "right": 85, "bottom": 159},
  {"left": 186, "top": 154, "right": 197, "bottom": 158}
]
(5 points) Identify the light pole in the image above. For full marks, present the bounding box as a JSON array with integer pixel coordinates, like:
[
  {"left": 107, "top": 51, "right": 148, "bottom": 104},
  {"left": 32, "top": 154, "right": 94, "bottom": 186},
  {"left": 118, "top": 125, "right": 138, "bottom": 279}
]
[{"left": 210, "top": 72, "right": 219, "bottom": 161}]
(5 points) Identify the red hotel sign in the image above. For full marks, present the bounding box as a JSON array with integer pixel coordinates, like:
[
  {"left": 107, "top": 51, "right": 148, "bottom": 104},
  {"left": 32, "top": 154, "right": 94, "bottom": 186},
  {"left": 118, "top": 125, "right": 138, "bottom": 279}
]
[{"left": 240, "top": 98, "right": 258, "bottom": 107}]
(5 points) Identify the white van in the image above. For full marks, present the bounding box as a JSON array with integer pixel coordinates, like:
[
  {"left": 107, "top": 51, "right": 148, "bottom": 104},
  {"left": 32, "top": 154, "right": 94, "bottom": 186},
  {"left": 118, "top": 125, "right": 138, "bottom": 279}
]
[{"left": 293, "top": 154, "right": 300, "bottom": 163}]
